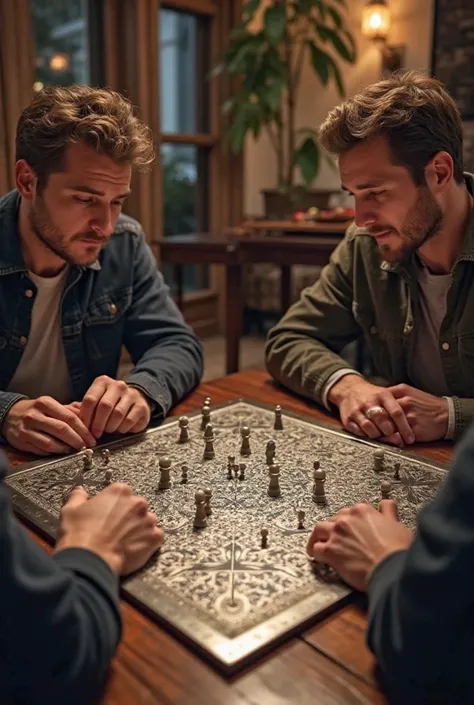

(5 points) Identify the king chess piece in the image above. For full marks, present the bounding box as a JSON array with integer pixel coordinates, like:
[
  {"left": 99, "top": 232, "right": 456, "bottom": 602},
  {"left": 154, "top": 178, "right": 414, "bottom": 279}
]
[
  {"left": 193, "top": 489, "right": 207, "bottom": 529},
  {"left": 201, "top": 404, "right": 211, "bottom": 430},
  {"left": 312, "top": 462, "right": 326, "bottom": 505},
  {"left": 265, "top": 440, "right": 276, "bottom": 466},
  {"left": 158, "top": 456, "right": 172, "bottom": 490},
  {"left": 268, "top": 464, "right": 281, "bottom": 498},
  {"left": 178, "top": 416, "right": 190, "bottom": 443},
  {"left": 274, "top": 405, "right": 283, "bottom": 431},
  {"left": 203, "top": 423, "right": 215, "bottom": 460},
  {"left": 240, "top": 425, "right": 251, "bottom": 456}
]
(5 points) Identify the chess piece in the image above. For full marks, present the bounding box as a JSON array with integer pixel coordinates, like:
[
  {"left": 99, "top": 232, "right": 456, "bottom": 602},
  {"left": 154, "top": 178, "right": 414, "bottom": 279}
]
[
  {"left": 193, "top": 489, "right": 207, "bottom": 529},
  {"left": 261, "top": 528, "right": 268, "bottom": 548},
  {"left": 83, "top": 448, "right": 93, "bottom": 471},
  {"left": 394, "top": 462, "right": 401, "bottom": 481},
  {"left": 102, "top": 448, "right": 110, "bottom": 465},
  {"left": 265, "top": 440, "right": 276, "bottom": 465},
  {"left": 158, "top": 456, "right": 172, "bottom": 490},
  {"left": 227, "top": 455, "right": 235, "bottom": 480},
  {"left": 239, "top": 463, "right": 246, "bottom": 481},
  {"left": 201, "top": 404, "right": 211, "bottom": 430},
  {"left": 312, "top": 465, "right": 326, "bottom": 504},
  {"left": 104, "top": 468, "right": 113, "bottom": 485},
  {"left": 178, "top": 416, "right": 190, "bottom": 443},
  {"left": 204, "top": 488, "right": 213, "bottom": 516},
  {"left": 204, "top": 396, "right": 211, "bottom": 407},
  {"left": 297, "top": 509, "right": 305, "bottom": 530},
  {"left": 181, "top": 465, "right": 189, "bottom": 484},
  {"left": 274, "top": 405, "right": 283, "bottom": 430},
  {"left": 240, "top": 425, "right": 251, "bottom": 456},
  {"left": 203, "top": 423, "right": 215, "bottom": 460},
  {"left": 268, "top": 464, "right": 281, "bottom": 498},
  {"left": 381, "top": 479, "right": 392, "bottom": 500},
  {"left": 373, "top": 449, "right": 384, "bottom": 472}
]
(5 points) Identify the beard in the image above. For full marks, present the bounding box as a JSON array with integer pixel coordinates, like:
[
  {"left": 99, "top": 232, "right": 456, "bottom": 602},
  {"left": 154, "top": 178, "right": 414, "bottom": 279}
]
[
  {"left": 378, "top": 186, "right": 444, "bottom": 264},
  {"left": 28, "top": 195, "right": 105, "bottom": 266}
]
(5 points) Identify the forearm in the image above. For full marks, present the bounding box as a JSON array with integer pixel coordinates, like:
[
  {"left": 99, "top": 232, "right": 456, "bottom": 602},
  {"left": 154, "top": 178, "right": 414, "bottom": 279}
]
[
  {"left": 0, "top": 469, "right": 121, "bottom": 704},
  {"left": 0, "top": 390, "right": 28, "bottom": 440}
]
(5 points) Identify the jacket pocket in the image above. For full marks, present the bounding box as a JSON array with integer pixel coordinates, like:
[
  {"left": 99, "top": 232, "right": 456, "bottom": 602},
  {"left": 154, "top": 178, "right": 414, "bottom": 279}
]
[{"left": 83, "top": 288, "right": 132, "bottom": 360}]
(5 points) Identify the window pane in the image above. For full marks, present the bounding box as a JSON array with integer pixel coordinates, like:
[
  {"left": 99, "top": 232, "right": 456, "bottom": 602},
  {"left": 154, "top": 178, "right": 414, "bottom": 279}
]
[
  {"left": 31, "top": 0, "right": 89, "bottom": 90},
  {"left": 159, "top": 8, "right": 209, "bottom": 133}
]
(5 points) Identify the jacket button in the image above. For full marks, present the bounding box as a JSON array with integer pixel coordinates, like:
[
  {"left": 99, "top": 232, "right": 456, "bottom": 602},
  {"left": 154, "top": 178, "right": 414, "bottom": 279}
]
[
  {"left": 20, "top": 336, "right": 27, "bottom": 346},
  {"left": 110, "top": 303, "right": 117, "bottom": 316},
  {"left": 370, "top": 325, "right": 377, "bottom": 334},
  {"left": 25, "top": 289, "right": 34, "bottom": 298},
  {"left": 441, "top": 342, "right": 450, "bottom": 351}
]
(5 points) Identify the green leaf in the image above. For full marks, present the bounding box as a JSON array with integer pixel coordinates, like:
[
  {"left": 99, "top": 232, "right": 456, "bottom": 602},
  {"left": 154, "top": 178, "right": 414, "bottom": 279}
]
[
  {"left": 294, "top": 137, "right": 321, "bottom": 187},
  {"left": 261, "top": 76, "right": 284, "bottom": 112},
  {"left": 308, "top": 41, "right": 330, "bottom": 85},
  {"left": 327, "top": 5, "right": 342, "bottom": 28},
  {"left": 242, "top": 0, "right": 261, "bottom": 21},
  {"left": 314, "top": 23, "right": 355, "bottom": 62},
  {"left": 264, "top": 4, "right": 287, "bottom": 42},
  {"left": 331, "top": 58, "right": 345, "bottom": 97}
]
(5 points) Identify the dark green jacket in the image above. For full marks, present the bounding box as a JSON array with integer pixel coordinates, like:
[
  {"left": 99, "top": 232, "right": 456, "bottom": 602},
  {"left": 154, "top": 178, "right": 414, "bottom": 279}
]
[{"left": 265, "top": 199, "right": 474, "bottom": 440}]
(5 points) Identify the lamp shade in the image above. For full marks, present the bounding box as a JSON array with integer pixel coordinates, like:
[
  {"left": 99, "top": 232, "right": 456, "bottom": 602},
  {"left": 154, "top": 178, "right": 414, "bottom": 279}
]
[{"left": 362, "top": 1, "right": 391, "bottom": 40}]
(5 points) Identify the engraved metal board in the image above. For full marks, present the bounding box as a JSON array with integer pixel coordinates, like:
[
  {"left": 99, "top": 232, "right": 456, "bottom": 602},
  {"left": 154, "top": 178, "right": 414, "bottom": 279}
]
[{"left": 5, "top": 399, "right": 449, "bottom": 672}]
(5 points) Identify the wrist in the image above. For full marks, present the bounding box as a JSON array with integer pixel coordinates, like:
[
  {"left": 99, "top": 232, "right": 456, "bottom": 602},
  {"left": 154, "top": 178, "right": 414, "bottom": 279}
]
[
  {"left": 54, "top": 538, "right": 123, "bottom": 575},
  {"left": 328, "top": 374, "right": 366, "bottom": 407},
  {"left": 439, "top": 396, "right": 450, "bottom": 438}
]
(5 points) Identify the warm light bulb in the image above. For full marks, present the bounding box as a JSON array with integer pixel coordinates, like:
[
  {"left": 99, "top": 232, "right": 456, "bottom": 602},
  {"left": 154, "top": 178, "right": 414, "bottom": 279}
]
[
  {"left": 369, "top": 12, "right": 383, "bottom": 30},
  {"left": 362, "top": 2, "right": 391, "bottom": 40},
  {"left": 49, "top": 53, "right": 69, "bottom": 72}
]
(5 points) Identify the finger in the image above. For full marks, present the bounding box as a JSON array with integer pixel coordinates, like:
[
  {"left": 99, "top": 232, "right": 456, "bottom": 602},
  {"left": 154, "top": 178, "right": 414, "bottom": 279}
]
[
  {"left": 381, "top": 396, "right": 415, "bottom": 445},
  {"left": 311, "top": 541, "right": 332, "bottom": 564},
  {"left": 353, "top": 412, "right": 382, "bottom": 439},
  {"left": 21, "top": 429, "right": 74, "bottom": 456},
  {"left": 306, "top": 521, "right": 335, "bottom": 556},
  {"left": 64, "top": 486, "right": 89, "bottom": 508},
  {"left": 104, "top": 397, "right": 136, "bottom": 435},
  {"left": 90, "top": 385, "right": 124, "bottom": 439},
  {"left": 117, "top": 405, "right": 149, "bottom": 435},
  {"left": 346, "top": 420, "right": 364, "bottom": 437},
  {"left": 35, "top": 398, "right": 96, "bottom": 448},
  {"left": 80, "top": 378, "right": 109, "bottom": 430},
  {"left": 361, "top": 406, "right": 396, "bottom": 437},
  {"left": 380, "top": 432, "right": 404, "bottom": 447},
  {"left": 28, "top": 413, "right": 95, "bottom": 452},
  {"left": 379, "top": 499, "right": 399, "bottom": 521}
]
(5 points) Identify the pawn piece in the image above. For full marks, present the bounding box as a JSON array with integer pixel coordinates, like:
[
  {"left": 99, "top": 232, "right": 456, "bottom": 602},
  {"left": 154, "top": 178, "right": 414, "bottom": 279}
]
[
  {"left": 102, "top": 449, "right": 110, "bottom": 466},
  {"left": 274, "top": 405, "right": 283, "bottom": 431},
  {"left": 193, "top": 489, "right": 207, "bottom": 529},
  {"left": 268, "top": 464, "right": 281, "bottom": 498},
  {"left": 204, "top": 487, "right": 213, "bottom": 516},
  {"left": 261, "top": 527, "right": 268, "bottom": 549},
  {"left": 373, "top": 449, "right": 384, "bottom": 472},
  {"left": 297, "top": 509, "right": 305, "bottom": 530},
  {"left": 227, "top": 455, "right": 235, "bottom": 480},
  {"left": 240, "top": 425, "right": 251, "bottom": 456},
  {"left": 381, "top": 479, "right": 392, "bottom": 500},
  {"left": 178, "top": 416, "right": 190, "bottom": 443},
  {"left": 394, "top": 462, "right": 401, "bottom": 481},
  {"left": 181, "top": 465, "right": 189, "bottom": 484},
  {"left": 203, "top": 423, "right": 215, "bottom": 460},
  {"left": 201, "top": 404, "right": 211, "bottom": 430},
  {"left": 312, "top": 466, "right": 326, "bottom": 505},
  {"left": 104, "top": 468, "right": 113, "bottom": 485},
  {"left": 265, "top": 440, "right": 276, "bottom": 466},
  {"left": 83, "top": 448, "right": 93, "bottom": 471},
  {"left": 239, "top": 463, "right": 246, "bottom": 481},
  {"left": 158, "top": 456, "right": 172, "bottom": 490}
]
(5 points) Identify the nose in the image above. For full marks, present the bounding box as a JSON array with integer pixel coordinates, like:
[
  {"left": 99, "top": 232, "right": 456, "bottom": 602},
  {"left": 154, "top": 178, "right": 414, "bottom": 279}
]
[
  {"left": 91, "top": 208, "right": 114, "bottom": 238},
  {"left": 354, "top": 200, "right": 377, "bottom": 230}
]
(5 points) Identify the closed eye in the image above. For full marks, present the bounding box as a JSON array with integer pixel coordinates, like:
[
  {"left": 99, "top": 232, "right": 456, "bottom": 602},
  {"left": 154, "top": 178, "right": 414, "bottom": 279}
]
[{"left": 74, "top": 196, "right": 94, "bottom": 204}]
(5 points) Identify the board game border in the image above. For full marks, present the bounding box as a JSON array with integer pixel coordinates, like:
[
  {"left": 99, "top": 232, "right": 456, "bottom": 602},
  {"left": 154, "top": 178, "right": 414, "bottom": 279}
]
[{"left": 5, "top": 397, "right": 450, "bottom": 673}]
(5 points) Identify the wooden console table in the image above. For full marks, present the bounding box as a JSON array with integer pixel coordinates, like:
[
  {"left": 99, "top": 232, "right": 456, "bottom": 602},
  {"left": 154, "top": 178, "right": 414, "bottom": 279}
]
[{"left": 156, "top": 222, "right": 348, "bottom": 374}]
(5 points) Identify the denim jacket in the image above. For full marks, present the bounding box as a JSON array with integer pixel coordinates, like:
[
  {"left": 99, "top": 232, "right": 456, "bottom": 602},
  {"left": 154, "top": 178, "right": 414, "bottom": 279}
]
[{"left": 0, "top": 190, "right": 204, "bottom": 429}]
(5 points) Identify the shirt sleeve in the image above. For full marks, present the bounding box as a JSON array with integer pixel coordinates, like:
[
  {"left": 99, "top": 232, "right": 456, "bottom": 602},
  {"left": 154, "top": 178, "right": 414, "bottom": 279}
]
[{"left": 0, "top": 453, "right": 122, "bottom": 705}]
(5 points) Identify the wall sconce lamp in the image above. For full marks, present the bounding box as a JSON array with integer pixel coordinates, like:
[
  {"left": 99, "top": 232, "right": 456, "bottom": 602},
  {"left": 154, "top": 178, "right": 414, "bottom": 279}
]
[{"left": 362, "top": 0, "right": 405, "bottom": 76}]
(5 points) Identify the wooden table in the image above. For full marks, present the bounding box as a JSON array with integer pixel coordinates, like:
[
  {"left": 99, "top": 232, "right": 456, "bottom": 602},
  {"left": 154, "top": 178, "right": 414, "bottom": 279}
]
[
  {"left": 8, "top": 370, "right": 453, "bottom": 705},
  {"left": 155, "top": 223, "right": 348, "bottom": 375}
]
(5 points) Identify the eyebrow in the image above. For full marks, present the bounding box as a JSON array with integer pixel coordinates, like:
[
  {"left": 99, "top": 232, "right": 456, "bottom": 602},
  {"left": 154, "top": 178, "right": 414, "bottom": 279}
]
[
  {"left": 68, "top": 185, "right": 131, "bottom": 199},
  {"left": 341, "top": 181, "right": 386, "bottom": 193}
]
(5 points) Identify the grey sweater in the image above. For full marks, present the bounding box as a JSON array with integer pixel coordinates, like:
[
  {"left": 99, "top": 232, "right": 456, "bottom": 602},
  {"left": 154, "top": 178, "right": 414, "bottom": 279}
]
[{"left": 0, "top": 452, "right": 121, "bottom": 705}]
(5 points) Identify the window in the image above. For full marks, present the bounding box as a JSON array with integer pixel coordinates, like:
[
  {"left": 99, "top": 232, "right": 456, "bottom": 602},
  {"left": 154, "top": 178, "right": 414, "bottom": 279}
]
[{"left": 159, "top": 6, "right": 212, "bottom": 294}]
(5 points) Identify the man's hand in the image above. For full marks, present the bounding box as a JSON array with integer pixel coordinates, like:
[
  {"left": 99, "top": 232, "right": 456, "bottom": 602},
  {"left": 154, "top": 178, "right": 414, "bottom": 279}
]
[
  {"left": 328, "top": 375, "right": 415, "bottom": 446},
  {"left": 1, "top": 397, "right": 97, "bottom": 455},
  {"left": 388, "top": 384, "right": 449, "bottom": 442},
  {"left": 54, "top": 483, "right": 164, "bottom": 576},
  {"left": 79, "top": 376, "right": 152, "bottom": 439},
  {"left": 306, "top": 501, "right": 413, "bottom": 591}
]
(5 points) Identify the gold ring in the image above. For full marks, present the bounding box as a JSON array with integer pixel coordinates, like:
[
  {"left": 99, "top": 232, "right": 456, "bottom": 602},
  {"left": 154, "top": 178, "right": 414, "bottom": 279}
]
[{"left": 365, "top": 406, "right": 385, "bottom": 420}]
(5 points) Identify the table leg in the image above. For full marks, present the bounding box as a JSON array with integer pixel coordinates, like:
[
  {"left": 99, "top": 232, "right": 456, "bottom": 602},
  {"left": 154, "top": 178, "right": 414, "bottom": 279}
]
[
  {"left": 281, "top": 265, "right": 292, "bottom": 313},
  {"left": 174, "top": 265, "right": 184, "bottom": 311},
  {"left": 226, "top": 264, "right": 242, "bottom": 374}
]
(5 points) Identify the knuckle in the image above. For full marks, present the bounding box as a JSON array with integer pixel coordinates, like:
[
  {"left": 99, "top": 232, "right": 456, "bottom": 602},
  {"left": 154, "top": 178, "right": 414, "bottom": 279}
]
[
  {"left": 83, "top": 394, "right": 96, "bottom": 406},
  {"left": 111, "top": 482, "right": 132, "bottom": 496},
  {"left": 334, "top": 516, "right": 350, "bottom": 533}
]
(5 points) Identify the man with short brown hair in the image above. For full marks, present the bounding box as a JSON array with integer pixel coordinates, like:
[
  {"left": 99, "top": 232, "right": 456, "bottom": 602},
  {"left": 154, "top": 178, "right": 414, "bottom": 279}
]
[
  {"left": 0, "top": 85, "right": 203, "bottom": 455},
  {"left": 266, "top": 71, "right": 474, "bottom": 445}
]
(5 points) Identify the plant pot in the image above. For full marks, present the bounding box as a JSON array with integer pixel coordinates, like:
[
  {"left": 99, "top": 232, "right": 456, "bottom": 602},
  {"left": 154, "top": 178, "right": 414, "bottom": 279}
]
[{"left": 262, "top": 188, "right": 337, "bottom": 219}]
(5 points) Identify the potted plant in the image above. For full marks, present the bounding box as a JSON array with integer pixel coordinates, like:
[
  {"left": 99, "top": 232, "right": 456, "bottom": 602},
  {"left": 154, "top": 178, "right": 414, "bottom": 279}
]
[{"left": 212, "top": 0, "right": 357, "bottom": 218}]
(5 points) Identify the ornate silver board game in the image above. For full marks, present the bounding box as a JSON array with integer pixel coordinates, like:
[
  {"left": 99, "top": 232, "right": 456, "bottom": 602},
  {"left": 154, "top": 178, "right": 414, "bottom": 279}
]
[{"left": 6, "top": 399, "right": 449, "bottom": 672}]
